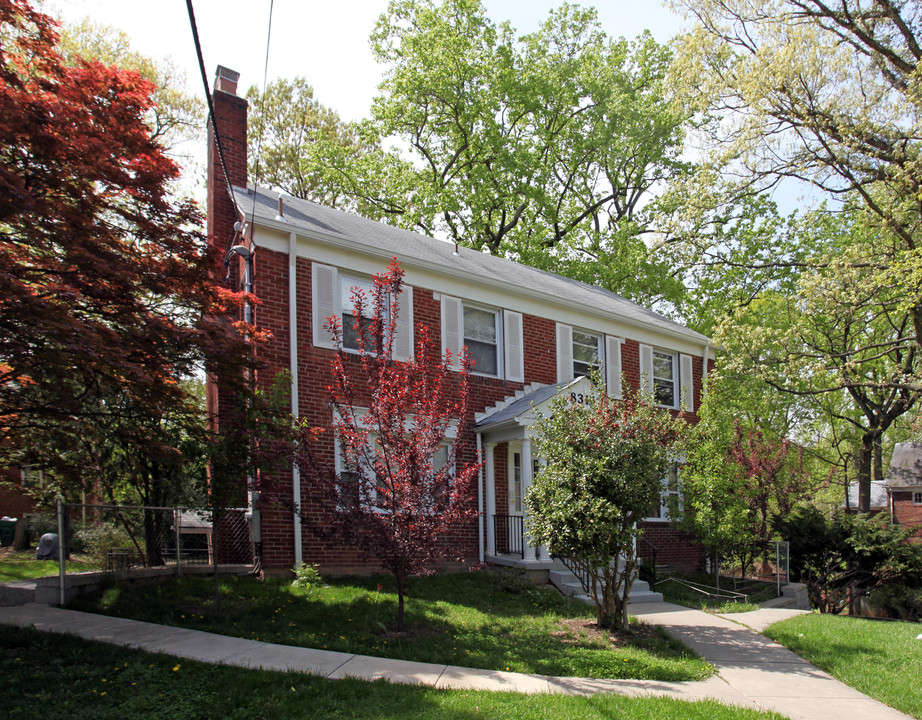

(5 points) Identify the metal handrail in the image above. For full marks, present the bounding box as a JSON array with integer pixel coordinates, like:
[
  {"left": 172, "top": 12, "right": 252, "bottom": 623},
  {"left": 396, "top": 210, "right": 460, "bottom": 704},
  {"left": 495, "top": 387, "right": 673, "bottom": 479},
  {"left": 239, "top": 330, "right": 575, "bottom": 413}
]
[
  {"left": 638, "top": 537, "right": 659, "bottom": 587},
  {"left": 657, "top": 576, "right": 749, "bottom": 602}
]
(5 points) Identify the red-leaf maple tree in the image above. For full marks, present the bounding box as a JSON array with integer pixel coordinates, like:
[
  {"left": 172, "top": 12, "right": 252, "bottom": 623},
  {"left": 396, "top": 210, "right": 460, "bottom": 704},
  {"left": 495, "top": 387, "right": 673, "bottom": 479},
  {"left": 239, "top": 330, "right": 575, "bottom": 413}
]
[
  {"left": 727, "top": 422, "right": 813, "bottom": 575},
  {"left": 295, "top": 260, "right": 481, "bottom": 630},
  {"left": 0, "top": 0, "right": 257, "bottom": 496}
]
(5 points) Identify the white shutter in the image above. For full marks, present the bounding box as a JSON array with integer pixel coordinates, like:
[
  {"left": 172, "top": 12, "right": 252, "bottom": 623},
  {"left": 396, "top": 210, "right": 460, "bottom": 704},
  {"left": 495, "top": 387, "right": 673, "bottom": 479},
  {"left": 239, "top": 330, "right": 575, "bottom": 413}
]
[
  {"left": 392, "top": 285, "right": 414, "bottom": 362},
  {"left": 503, "top": 310, "right": 524, "bottom": 382},
  {"left": 441, "top": 295, "right": 462, "bottom": 371},
  {"left": 639, "top": 344, "right": 654, "bottom": 395},
  {"left": 312, "top": 262, "right": 338, "bottom": 349},
  {"left": 680, "top": 353, "right": 694, "bottom": 412},
  {"left": 605, "top": 336, "right": 623, "bottom": 400},
  {"left": 556, "top": 323, "right": 573, "bottom": 384}
]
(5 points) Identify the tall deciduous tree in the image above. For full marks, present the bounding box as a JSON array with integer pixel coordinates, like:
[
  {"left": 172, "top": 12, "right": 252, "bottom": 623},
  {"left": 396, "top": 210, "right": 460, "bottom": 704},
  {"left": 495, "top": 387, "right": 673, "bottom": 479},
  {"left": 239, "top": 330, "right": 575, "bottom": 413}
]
[
  {"left": 525, "top": 379, "right": 686, "bottom": 631},
  {"left": 365, "top": 0, "right": 689, "bottom": 304},
  {"left": 709, "top": 209, "right": 921, "bottom": 511},
  {"left": 671, "top": 0, "right": 922, "bottom": 341},
  {"left": 295, "top": 261, "right": 480, "bottom": 630},
  {"left": 0, "top": 0, "right": 257, "bottom": 502},
  {"left": 56, "top": 17, "right": 204, "bottom": 157}
]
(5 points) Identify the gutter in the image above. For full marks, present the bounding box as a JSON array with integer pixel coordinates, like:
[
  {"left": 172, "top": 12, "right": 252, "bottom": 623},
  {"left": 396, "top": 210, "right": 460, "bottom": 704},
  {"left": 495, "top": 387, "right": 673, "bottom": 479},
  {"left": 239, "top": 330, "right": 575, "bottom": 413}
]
[{"left": 289, "top": 231, "right": 303, "bottom": 566}]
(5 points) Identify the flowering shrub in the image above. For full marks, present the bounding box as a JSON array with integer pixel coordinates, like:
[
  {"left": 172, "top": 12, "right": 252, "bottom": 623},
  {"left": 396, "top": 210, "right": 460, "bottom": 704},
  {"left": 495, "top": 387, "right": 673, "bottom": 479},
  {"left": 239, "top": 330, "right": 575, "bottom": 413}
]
[{"left": 525, "top": 376, "right": 686, "bottom": 630}]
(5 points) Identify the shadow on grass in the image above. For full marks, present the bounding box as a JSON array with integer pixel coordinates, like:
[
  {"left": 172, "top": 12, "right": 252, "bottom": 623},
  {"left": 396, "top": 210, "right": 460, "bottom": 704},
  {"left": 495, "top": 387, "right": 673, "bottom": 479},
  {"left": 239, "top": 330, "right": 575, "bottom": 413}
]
[{"left": 66, "top": 571, "right": 712, "bottom": 681}]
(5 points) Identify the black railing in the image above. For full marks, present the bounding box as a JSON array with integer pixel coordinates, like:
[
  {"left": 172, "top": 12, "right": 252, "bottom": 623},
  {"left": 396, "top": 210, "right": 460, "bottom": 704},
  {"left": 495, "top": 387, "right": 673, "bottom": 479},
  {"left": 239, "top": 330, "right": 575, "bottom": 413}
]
[
  {"left": 493, "top": 514, "right": 524, "bottom": 557},
  {"left": 638, "top": 537, "right": 659, "bottom": 587},
  {"left": 556, "top": 554, "right": 593, "bottom": 597}
]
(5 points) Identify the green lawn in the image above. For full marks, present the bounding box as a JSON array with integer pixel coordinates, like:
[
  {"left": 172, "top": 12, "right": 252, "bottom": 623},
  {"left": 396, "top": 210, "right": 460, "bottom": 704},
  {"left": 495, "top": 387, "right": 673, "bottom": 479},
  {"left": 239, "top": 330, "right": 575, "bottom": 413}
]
[
  {"left": 68, "top": 571, "right": 714, "bottom": 681},
  {"left": 0, "top": 625, "right": 784, "bottom": 720},
  {"left": 0, "top": 548, "right": 93, "bottom": 582},
  {"left": 765, "top": 613, "right": 922, "bottom": 719}
]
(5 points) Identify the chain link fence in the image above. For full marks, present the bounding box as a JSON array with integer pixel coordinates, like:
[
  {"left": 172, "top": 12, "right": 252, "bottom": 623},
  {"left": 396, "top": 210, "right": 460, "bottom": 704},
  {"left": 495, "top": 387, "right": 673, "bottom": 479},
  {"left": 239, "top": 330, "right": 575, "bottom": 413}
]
[{"left": 57, "top": 503, "right": 254, "bottom": 573}]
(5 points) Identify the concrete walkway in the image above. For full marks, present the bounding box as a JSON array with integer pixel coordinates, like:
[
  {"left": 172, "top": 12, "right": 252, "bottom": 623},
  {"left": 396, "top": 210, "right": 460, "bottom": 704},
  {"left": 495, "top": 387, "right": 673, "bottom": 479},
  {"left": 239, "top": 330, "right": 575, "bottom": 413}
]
[{"left": 0, "top": 603, "right": 911, "bottom": 720}]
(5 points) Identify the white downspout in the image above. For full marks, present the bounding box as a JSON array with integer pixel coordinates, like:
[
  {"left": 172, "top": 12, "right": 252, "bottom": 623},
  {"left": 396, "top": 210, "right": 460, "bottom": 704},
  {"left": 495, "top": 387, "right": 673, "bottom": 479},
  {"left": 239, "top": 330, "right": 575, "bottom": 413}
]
[
  {"left": 289, "top": 232, "right": 303, "bottom": 566},
  {"left": 476, "top": 433, "right": 484, "bottom": 564}
]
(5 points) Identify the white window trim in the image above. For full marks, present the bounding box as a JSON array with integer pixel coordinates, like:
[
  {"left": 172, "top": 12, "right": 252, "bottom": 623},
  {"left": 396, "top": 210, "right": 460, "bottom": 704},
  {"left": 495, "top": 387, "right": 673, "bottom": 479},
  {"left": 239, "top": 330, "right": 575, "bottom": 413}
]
[
  {"left": 442, "top": 295, "right": 504, "bottom": 378},
  {"left": 312, "top": 262, "right": 413, "bottom": 360},
  {"left": 645, "top": 466, "right": 681, "bottom": 522},
  {"left": 20, "top": 466, "right": 44, "bottom": 490},
  {"left": 333, "top": 408, "right": 457, "bottom": 512},
  {"left": 640, "top": 344, "right": 685, "bottom": 410},
  {"left": 913, "top": 491, "right": 922, "bottom": 505},
  {"left": 571, "top": 328, "right": 603, "bottom": 379}
]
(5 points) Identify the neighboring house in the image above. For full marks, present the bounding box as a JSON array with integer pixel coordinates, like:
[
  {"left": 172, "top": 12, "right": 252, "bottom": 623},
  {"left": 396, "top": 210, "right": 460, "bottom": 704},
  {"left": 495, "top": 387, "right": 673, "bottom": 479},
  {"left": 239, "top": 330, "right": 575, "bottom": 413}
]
[
  {"left": 0, "top": 466, "right": 43, "bottom": 548},
  {"left": 206, "top": 67, "right": 713, "bottom": 575},
  {"left": 884, "top": 442, "right": 922, "bottom": 540},
  {"left": 842, "top": 480, "right": 889, "bottom": 515}
]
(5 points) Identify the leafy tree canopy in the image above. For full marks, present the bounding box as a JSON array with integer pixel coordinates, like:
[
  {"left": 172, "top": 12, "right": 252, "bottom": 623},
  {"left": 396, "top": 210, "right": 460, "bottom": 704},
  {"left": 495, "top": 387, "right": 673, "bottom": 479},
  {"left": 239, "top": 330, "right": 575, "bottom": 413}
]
[{"left": 0, "top": 0, "right": 257, "bottom": 503}]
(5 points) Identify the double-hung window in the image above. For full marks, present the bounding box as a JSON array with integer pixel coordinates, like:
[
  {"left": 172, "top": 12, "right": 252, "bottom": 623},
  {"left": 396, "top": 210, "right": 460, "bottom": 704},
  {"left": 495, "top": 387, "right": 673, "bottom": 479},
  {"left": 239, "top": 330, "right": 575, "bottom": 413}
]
[
  {"left": 913, "top": 491, "right": 922, "bottom": 505},
  {"left": 441, "top": 295, "right": 523, "bottom": 380},
  {"left": 647, "top": 466, "right": 680, "bottom": 521},
  {"left": 463, "top": 305, "right": 499, "bottom": 376},
  {"left": 340, "top": 275, "right": 378, "bottom": 353},
  {"left": 312, "top": 263, "right": 413, "bottom": 361},
  {"left": 572, "top": 330, "right": 602, "bottom": 378},
  {"left": 556, "top": 324, "right": 623, "bottom": 398},
  {"left": 639, "top": 345, "right": 694, "bottom": 411},
  {"left": 20, "top": 465, "right": 44, "bottom": 490},
  {"left": 652, "top": 350, "right": 677, "bottom": 408}
]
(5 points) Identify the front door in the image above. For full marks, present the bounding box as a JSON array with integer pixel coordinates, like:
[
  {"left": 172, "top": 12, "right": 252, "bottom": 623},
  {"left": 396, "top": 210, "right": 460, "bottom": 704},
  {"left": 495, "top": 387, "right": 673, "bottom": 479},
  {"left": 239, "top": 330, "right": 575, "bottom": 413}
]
[{"left": 506, "top": 447, "right": 524, "bottom": 555}]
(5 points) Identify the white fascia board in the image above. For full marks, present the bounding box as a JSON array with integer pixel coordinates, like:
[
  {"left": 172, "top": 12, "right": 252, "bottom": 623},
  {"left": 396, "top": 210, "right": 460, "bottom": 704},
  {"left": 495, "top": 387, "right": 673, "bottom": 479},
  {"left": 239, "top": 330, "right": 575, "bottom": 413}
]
[{"left": 252, "top": 220, "right": 711, "bottom": 357}]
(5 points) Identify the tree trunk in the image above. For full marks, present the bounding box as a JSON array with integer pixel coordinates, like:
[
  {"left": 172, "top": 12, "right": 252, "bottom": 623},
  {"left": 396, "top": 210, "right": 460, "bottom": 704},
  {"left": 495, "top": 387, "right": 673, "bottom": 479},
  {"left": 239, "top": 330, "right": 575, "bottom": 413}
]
[
  {"left": 857, "top": 433, "right": 874, "bottom": 513},
  {"left": 395, "top": 574, "right": 406, "bottom": 631}
]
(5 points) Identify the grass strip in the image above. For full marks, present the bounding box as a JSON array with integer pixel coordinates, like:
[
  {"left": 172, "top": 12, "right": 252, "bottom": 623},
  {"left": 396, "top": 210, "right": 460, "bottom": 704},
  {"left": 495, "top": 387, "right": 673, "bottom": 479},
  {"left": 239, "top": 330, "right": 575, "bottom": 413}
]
[
  {"left": 765, "top": 613, "right": 922, "bottom": 719},
  {"left": 0, "top": 624, "right": 783, "bottom": 720},
  {"left": 67, "top": 570, "right": 714, "bottom": 681}
]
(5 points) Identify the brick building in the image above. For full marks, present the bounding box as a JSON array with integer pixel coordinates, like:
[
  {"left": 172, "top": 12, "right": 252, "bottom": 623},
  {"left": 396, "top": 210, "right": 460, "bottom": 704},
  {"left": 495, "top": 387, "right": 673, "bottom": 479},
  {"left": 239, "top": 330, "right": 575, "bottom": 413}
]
[
  {"left": 207, "top": 67, "right": 712, "bottom": 575},
  {"left": 884, "top": 442, "right": 922, "bottom": 540}
]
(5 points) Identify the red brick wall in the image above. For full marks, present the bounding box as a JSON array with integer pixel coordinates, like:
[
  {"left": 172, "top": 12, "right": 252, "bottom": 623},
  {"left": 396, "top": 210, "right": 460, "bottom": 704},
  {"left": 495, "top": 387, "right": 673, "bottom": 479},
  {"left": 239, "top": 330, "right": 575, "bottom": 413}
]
[
  {"left": 250, "top": 255, "right": 712, "bottom": 572},
  {"left": 637, "top": 522, "right": 706, "bottom": 572},
  {"left": 892, "top": 490, "right": 922, "bottom": 541},
  {"left": 0, "top": 469, "right": 37, "bottom": 519}
]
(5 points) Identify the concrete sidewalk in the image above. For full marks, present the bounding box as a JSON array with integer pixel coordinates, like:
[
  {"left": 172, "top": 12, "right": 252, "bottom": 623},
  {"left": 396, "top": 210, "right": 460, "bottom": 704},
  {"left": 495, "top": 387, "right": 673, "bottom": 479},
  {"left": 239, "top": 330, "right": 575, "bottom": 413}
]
[{"left": 0, "top": 603, "right": 911, "bottom": 720}]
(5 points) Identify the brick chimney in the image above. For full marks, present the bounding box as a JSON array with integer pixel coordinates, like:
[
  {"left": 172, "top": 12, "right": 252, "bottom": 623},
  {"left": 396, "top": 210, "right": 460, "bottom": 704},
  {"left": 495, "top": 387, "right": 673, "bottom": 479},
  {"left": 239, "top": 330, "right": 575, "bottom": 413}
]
[
  {"left": 206, "top": 65, "right": 248, "bottom": 260},
  {"left": 205, "top": 66, "right": 249, "bottom": 437}
]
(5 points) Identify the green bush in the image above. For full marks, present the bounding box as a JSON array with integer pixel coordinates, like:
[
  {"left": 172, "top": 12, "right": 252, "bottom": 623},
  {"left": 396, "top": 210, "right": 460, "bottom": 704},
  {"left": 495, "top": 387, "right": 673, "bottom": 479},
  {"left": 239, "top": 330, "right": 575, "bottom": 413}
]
[
  {"left": 868, "top": 582, "right": 922, "bottom": 621},
  {"left": 292, "top": 562, "right": 323, "bottom": 589},
  {"left": 72, "top": 522, "right": 137, "bottom": 565}
]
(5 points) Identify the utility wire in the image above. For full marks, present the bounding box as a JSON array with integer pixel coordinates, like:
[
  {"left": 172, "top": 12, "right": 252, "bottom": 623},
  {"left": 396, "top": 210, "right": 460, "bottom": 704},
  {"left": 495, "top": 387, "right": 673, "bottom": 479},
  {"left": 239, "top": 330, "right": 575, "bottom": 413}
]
[
  {"left": 250, "top": 0, "right": 275, "bottom": 229},
  {"left": 185, "top": 0, "right": 244, "bottom": 243}
]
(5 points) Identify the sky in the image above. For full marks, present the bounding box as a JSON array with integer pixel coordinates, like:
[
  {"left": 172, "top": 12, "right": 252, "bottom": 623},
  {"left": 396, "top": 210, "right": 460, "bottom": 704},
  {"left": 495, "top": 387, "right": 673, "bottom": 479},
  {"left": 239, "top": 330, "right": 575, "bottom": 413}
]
[{"left": 50, "top": 0, "right": 688, "bottom": 123}]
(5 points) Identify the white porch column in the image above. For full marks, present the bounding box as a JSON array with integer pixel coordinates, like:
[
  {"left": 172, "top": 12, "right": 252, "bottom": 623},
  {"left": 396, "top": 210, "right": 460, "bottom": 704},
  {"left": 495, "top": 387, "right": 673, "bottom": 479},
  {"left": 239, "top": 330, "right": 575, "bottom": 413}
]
[
  {"left": 521, "top": 438, "right": 537, "bottom": 561},
  {"left": 536, "top": 455, "right": 548, "bottom": 561},
  {"left": 484, "top": 442, "right": 496, "bottom": 556}
]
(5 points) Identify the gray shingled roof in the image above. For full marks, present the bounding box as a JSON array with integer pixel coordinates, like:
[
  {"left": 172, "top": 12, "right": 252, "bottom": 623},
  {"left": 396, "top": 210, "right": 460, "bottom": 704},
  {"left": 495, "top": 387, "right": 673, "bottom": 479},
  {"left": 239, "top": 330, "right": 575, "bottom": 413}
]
[
  {"left": 885, "top": 442, "right": 922, "bottom": 488},
  {"left": 843, "top": 480, "right": 889, "bottom": 509},
  {"left": 236, "top": 185, "right": 709, "bottom": 345}
]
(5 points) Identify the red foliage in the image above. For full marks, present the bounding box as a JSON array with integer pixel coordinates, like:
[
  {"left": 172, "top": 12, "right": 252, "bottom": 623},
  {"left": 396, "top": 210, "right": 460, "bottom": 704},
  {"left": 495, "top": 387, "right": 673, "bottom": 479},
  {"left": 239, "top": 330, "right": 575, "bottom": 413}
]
[
  {"left": 727, "top": 421, "right": 812, "bottom": 570},
  {"left": 0, "top": 1, "right": 256, "bottom": 474},
  {"left": 296, "top": 259, "right": 481, "bottom": 629}
]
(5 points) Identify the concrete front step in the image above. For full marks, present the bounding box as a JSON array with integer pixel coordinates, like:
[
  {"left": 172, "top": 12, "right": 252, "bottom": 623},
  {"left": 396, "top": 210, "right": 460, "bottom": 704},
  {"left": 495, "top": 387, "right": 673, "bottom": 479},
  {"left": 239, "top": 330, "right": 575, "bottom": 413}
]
[{"left": 548, "top": 568, "right": 663, "bottom": 605}]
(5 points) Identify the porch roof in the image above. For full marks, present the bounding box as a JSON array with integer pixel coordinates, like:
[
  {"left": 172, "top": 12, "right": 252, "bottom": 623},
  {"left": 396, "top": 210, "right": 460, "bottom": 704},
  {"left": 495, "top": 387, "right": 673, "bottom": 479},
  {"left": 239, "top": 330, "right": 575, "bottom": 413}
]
[{"left": 475, "top": 383, "right": 561, "bottom": 430}]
